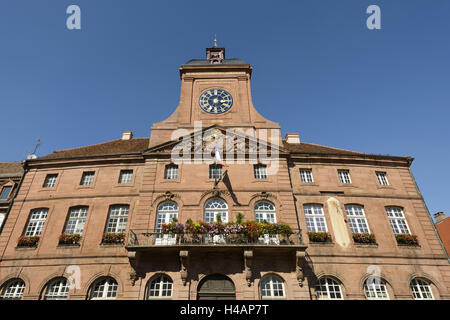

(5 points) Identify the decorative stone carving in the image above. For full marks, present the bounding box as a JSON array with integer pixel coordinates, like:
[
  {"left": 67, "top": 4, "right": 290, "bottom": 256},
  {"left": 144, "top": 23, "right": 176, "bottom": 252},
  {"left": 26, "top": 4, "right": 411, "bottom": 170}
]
[
  {"left": 130, "top": 271, "right": 139, "bottom": 286},
  {"left": 179, "top": 250, "right": 189, "bottom": 286},
  {"left": 244, "top": 250, "right": 253, "bottom": 286},
  {"left": 296, "top": 251, "right": 306, "bottom": 287}
]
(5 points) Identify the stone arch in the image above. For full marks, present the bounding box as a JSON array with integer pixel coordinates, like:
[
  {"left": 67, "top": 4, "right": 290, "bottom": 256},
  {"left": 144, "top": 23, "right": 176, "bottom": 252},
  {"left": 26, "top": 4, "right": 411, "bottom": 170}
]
[
  {"left": 257, "top": 272, "right": 287, "bottom": 299},
  {"left": 408, "top": 272, "right": 443, "bottom": 298},
  {"left": 359, "top": 271, "right": 396, "bottom": 299},
  {"left": 82, "top": 270, "right": 124, "bottom": 298},
  {"left": 145, "top": 273, "right": 174, "bottom": 299}
]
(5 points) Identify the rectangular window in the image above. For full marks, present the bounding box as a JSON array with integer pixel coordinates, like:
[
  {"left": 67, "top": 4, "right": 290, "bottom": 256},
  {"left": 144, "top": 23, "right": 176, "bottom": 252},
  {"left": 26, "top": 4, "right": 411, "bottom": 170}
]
[
  {"left": 24, "top": 208, "right": 48, "bottom": 236},
  {"left": 43, "top": 174, "right": 58, "bottom": 188},
  {"left": 300, "top": 169, "right": 314, "bottom": 183},
  {"left": 254, "top": 165, "right": 267, "bottom": 179},
  {"left": 118, "top": 170, "right": 133, "bottom": 184},
  {"left": 386, "top": 207, "right": 410, "bottom": 234},
  {"left": 209, "top": 165, "right": 222, "bottom": 179},
  {"left": 376, "top": 172, "right": 389, "bottom": 185},
  {"left": 64, "top": 207, "right": 88, "bottom": 235},
  {"left": 164, "top": 165, "right": 178, "bottom": 180},
  {"left": 105, "top": 205, "right": 129, "bottom": 233},
  {"left": 345, "top": 205, "right": 370, "bottom": 233},
  {"left": 338, "top": 170, "right": 351, "bottom": 184},
  {"left": 303, "top": 204, "right": 328, "bottom": 232},
  {"left": 80, "top": 172, "right": 95, "bottom": 186},
  {"left": 0, "top": 186, "right": 12, "bottom": 200}
]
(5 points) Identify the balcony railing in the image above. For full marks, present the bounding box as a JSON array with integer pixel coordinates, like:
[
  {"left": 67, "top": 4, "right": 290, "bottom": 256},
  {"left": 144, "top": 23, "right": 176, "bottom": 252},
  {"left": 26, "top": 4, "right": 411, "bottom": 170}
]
[{"left": 127, "top": 230, "right": 304, "bottom": 248}]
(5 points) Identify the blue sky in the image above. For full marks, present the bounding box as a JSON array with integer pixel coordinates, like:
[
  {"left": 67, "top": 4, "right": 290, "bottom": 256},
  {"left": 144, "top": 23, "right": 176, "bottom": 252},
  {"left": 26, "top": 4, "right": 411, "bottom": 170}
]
[{"left": 1, "top": 1, "right": 449, "bottom": 219}]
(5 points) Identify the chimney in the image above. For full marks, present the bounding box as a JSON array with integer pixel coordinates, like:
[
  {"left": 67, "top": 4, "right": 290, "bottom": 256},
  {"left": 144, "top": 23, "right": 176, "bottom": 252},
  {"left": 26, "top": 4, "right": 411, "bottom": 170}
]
[
  {"left": 285, "top": 133, "right": 300, "bottom": 144},
  {"left": 122, "top": 131, "right": 133, "bottom": 141},
  {"left": 434, "top": 212, "right": 446, "bottom": 224}
]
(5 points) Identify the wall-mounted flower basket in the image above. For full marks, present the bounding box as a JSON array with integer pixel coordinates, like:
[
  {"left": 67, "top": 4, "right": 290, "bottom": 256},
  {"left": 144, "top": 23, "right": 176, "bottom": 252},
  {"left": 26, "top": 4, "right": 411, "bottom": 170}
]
[
  {"left": 101, "top": 232, "right": 125, "bottom": 244},
  {"left": 353, "top": 233, "right": 377, "bottom": 244},
  {"left": 58, "top": 234, "right": 81, "bottom": 245},
  {"left": 307, "top": 232, "right": 331, "bottom": 243},
  {"left": 395, "top": 234, "right": 419, "bottom": 246},
  {"left": 17, "top": 236, "right": 40, "bottom": 247}
]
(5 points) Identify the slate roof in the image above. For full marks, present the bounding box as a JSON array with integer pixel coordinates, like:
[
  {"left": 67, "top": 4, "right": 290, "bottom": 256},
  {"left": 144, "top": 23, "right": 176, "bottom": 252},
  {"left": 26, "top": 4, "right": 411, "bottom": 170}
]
[{"left": 0, "top": 162, "right": 23, "bottom": 177}]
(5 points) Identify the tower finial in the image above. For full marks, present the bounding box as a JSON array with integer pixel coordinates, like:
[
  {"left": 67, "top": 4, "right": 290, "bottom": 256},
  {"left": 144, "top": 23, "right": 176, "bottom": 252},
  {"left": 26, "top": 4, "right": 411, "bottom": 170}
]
[{"left": 213, "top": 34, "right": 218, "bottom": 48}]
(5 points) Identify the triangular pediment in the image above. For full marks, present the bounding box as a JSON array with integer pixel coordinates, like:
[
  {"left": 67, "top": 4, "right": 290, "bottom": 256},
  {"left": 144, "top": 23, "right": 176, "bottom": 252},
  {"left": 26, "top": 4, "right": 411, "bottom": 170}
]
[{"left": 143, "top": 125, "right": 288, "bottom": 158}]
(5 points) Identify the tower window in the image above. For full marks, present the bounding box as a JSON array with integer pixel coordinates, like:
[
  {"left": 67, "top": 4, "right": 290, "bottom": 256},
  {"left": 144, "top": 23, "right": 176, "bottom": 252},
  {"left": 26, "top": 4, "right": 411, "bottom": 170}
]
[
  {"left": 300, "top": 169, "right": 313, "bottom": 183},
  {"left": 338, "top": 170, "right": 351, "bottom": 184},
  {"left": 254, "top": 164, "right": 267, "bottom": 179},
  {"left": 376, "top": 172, "right": 389, "bottom": 185},
  {"left": 209, "top": 165, "right": 222, "bottom": 179},
  {"left": 164, "top": 165, "right": 178, "bottom": 180}
]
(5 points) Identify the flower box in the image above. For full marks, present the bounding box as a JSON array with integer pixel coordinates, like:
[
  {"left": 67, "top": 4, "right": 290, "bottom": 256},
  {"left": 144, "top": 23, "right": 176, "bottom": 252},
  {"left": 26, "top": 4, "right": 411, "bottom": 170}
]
[
  {"left": 307, "top": 232, "right": 331, "bottom": 243},
  {"left": 395, "top": 234, "right": 419, "bottom": 246},
  {"left": 58, "top": 234, "right": 81, "bottom": 245},
  {"left": 17, "top": 236, "right": 40, "bottom": 247},
  {"left": 352, "top": 233, "right": 376, "bottom": 244},
  {"left": 101, "top": 232, "right": 125, "bottom": 244}
]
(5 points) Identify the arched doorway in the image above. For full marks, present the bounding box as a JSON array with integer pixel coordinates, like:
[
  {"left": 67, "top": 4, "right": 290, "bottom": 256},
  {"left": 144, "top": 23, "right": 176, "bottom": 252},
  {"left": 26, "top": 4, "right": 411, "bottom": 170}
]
[{"left": 197, "top": 274, "right": 236, "bottom": 300}]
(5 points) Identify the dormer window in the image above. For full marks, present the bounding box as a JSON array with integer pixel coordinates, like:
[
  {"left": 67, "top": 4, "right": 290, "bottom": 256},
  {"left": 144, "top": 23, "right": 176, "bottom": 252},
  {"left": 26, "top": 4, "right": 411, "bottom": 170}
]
[{"left": 0, "top": 186, "right": 12, "bottom": 200}]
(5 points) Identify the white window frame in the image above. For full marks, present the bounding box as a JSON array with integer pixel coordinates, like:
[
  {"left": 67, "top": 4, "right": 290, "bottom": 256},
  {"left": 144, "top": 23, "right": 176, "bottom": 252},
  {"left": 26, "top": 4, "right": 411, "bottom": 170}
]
[
  {"left": 260, "top": 275, "right": 286, "bottom": 299},
  {"left": 43, "top": 174, "right": 58, "bottom": 188},
  {"left": 410, "top": 279, "right": 434, "bottom": 300},
  {"left": 105, "top": 205, "right": 129, "bottom": 234},
  {"left": 254, "top": 201, "right": 276, "bottom": 223},
  {"left": 80, "top": 171, "right": 95, "bottom": 186},
  {"left": 303, "top": 204, "right": 328, "bottom": 232},
  {"left": 155, "top": 202, "right": 178, "bottom": 232},
  {"left": 164, "top": 165, "right": 178, "bottom": 180},
  {"left": 376, "top": 172, "right": 389, "bottom": 186},
  {"left": 0, "top": 210, "right": 6, "bottom": 230},
  {"left": 43, "top": 278, "right": 69, "bottom": 300},
  {"left": 254, "top": 164, "right": 267, "bottom": 179},
  {"left": 148, "top": 275, "right": 173, "bottom": 299},
  {"left": 118, "top": 170, "right": 133, "bottom": 184},
  {"left": 345, "top": 205, "right": 370, "bottom": 233},
  {"left": 24, "top": 208, "right": 48, "bottom": 237},
  {"left": 64, "top": 206, "right": 88, "bottom": 235},
  {"left": 364, "top": 279, "right": 389, "bottom": 300},
  {"left": 300, "top": 169, "right": 314, "bottom": 183},
  {"left": 386, "top": 207, "right": 411, "bottom": 235},
  {"left": 90, "top": 278, "right": 118, "bottom": 300},
  {"left": 316, "top": 277, "right": 344, "bottom": 300},
  {"left": 338, "top": 170, "right": 351, "bottom": 184},
  {"left": 204, "top": 198, "right": 228, "bottom": 223},
  {"left": 1, "top": 279, "right": 26, "bottom": 300}
]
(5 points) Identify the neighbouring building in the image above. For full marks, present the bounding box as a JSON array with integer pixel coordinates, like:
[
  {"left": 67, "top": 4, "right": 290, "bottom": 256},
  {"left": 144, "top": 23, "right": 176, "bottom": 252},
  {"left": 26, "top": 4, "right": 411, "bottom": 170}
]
[
  {"left": 0, "top": 162, "right": 24, "bottom": 233},
  {"left": 435, "top": 212, "right": 450, "bottom": 257},
  {"left": 0, "top": 44, "right": 449, "bottom": 300}
]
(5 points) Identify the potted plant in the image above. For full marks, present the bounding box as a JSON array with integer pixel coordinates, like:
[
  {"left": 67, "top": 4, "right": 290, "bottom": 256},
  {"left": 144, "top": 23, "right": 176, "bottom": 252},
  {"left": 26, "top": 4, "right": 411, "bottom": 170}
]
[
  {"left": 58, "top": 233, "right": 81, "bottom": 245},
  {"left": 17, "top": 235, "right": 40, "bottom": 247},
  {"left": 307, "top": 231, "right": 331, "bottom": 243},
  {"left": 395, "top": 234, "right": 419, "bottom": 246},
  {"left": 352, "top": 233, "right": 376, "bottom": 244},
  {"left": 102, "top": 232, "right": 125, "bottom": 244}
]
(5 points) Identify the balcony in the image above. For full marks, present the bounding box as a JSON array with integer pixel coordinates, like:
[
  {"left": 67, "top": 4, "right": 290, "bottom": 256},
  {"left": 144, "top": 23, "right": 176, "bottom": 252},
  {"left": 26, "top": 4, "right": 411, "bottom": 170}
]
[{"left": 126, "top": 229, "right": 306, "bottom": 251}]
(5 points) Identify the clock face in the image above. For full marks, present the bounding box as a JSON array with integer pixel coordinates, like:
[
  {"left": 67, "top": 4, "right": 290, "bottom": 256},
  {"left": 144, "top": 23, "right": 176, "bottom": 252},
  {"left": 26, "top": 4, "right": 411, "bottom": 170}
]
[{"left": 199, "top": 88, "right": 233, "bottom": 114}]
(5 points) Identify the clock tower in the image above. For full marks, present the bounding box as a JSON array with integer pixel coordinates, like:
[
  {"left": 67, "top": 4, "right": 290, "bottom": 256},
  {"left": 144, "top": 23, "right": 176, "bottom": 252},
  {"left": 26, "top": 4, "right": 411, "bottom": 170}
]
[{"left": 148, "top": 43, "right": 281, "bottom": 147}]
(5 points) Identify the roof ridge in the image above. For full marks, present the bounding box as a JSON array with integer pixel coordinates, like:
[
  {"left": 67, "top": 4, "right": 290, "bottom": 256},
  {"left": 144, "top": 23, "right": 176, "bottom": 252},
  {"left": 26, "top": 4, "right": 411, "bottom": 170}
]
[
  {"left": 299, "top": 141, "right": 369, "bottom": 155},
  {"left": 49, "top": 138, "right": 149, "bottom": 154}
]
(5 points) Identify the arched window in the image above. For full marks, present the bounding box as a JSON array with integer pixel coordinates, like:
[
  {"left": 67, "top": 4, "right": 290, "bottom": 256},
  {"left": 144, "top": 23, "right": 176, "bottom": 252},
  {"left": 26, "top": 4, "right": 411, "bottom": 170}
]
[
  {"left": 316, "top": 277, "right": 343, "bottom": 300},
  {"left": 364, "top": 278, "right": 389, "bottom": 300},
  {"left": 260, "top": 275, "right": 286, "bottom": 299},
  {"left": 410, "top": 278, "right": 434, "bottom": 300},
  {"left": 148, "top": 275, "right": 173, "bottom": 299},
  {"left": 386, "top": 207, "right": 411, "bottom": 235},
  {"left": 345, "top": 205, "right": 370, "bottom": 234},
  {"left": 89, "top": 277, "right": 118, "bottom": 300},
  {"left": 43, "top": 277, "right": 69, "bottom": 300},
  {"left": 155, "top": 202, "right": 178, "bottom": 232},
  {"left": 204, "top": 199, "right": 228, "bottom": 223},
  {"left": 105, "top": 205, "right": 129, "bottom": 234},
  {"left": 303, "top": 204, "right": 327, "bottom": 232},
  {"left": 254, "top": 201, "right": 276, "bottom": 223},
  {"left": 1, "top": 279, "right": 25, "bottom": 300}
]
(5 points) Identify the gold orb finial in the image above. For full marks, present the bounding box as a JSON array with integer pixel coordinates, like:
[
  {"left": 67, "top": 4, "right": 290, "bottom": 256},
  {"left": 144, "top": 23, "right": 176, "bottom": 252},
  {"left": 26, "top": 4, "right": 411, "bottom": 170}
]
[{"left": 213, "top": 34, "right": 218, "bottom": 48}]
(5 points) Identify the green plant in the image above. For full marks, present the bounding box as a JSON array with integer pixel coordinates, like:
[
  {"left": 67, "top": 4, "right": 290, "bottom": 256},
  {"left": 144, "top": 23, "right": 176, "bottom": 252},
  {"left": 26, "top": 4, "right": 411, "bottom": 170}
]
[
  {"left": 58, "top": 233, "right": 81, "bottom": 245},
  {"left": 235, "top": 212, "right": 244, "bottom": 225},
  {"left": 352, "top": 233, "right": 376, "bottom": 244},
  {"left": 395, "top": 234, "right": 419, "bottom": 246},
  {"left": 17, "top": 236, "right": 40, "bottom": 247},
  {"left": 307, "top": 231, "right": 331, "bottom": 243}
]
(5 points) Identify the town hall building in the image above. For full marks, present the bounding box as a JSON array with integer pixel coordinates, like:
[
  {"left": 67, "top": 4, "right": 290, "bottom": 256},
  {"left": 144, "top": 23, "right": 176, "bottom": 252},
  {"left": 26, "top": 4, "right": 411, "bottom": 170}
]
[{"left": 0, "top": 44, "right": 449, "bottom": 300}]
